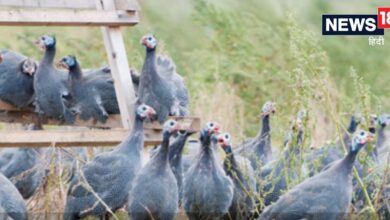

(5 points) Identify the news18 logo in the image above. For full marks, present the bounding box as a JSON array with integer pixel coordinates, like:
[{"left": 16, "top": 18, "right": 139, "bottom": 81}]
[{"left": 322, "top": 8, "right": 390, "bottom": 35}]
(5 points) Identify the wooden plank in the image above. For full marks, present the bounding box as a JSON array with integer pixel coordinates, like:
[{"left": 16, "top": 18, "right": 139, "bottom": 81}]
[
  {"left": 0, "top": 111, "right": 123, "bottom": 128},
  {"left": 0, "top": 109, "right": 201, "bottom": 131},
  {"left": 113, "top": 0, "right": 140, "bottom": 11},
  {"left": 0, "top": 100, "right": 23, "bottom": 111},
  {"left": 0, "top": 129, "right": 162, "bottom": 147},
  {"left": 0, "top": 0, "right": 139, "bottom": 11},
  {"left": 97, "top": 0, "right": 136, "bottom": 130},
  {"left": 0, "top": 0, "right": 97, "bottom": 9},
  {"left": 0, "top": 9, "right": 138, "bottom": 26}
]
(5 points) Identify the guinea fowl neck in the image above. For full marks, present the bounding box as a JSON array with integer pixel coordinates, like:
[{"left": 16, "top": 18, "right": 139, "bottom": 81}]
[
  {"left": 377, "top": 125, "right": 386, "bottom": 149},
  {"left": 224, "top": 148, "right": 238, "bottom": 170},
  {"left": 69, "top": 63, "right": 83, "bottom": 82},
  {"left": 119, "top": 115, "right": 144, "bottom": 154},
  {"left": 42, "top": 47, "right": 56, "bottom": 66},
  {"left": 294, "top": 128, "right": 304, "bottom": 153},
  {"left": 341, "top": 116, "right": 358, "bottom": 147},
  {"left": 169, "top": 134, "right": 188, "bottom": 166},
  {"left": 223, "top": 146, "right": 245, "bottom": 183},
  {"left": 143, "top": 48, "right": 160, "bottom": 80},
  {"left": 200, "top": 131, "right": 215, "bottom": 158},
  {"left": 347, "top": 116, "right": 358, "bottom": 133},
  {"left": 341, "top": 144, "right": 363, "bottom": 172},
  {"left": 255, "top": 115, "right": 271, "bottom": 155},
  {"left": 153, "top": 131, "right": 171, "bottom": 169},
  {"left": 261, "top": 115, "right": 271, "bottom": 135}
]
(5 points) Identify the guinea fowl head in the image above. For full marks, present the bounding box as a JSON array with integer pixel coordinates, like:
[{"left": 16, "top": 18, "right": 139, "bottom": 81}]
[
  {"left": 368, "top": 114, "right": 378, "bottom": 133},
  {"left": 262, "top": 101, "right": 276, "bottom": 116},
  {"left": 217, "top": 132, "right": 233, "bottom": 154},
  {"left": 136, "top": 104, "right": 157, "bottom": 121},
  {"left": 200, "top": 122, "right": 221, "bottom": 144},
  {"left": 21, "top": 58, "right": 37, "bottom": 76},
  {"left": 204, "top": 122, "right": 221, "bottom": 135},
  {"left": 58, "top": 55, "right": 77, "bottom": 70},
  {"left": 35, "top": 35, "right": 56, "bottom": 50},
  {"left": 379, "top": 114, "right": 390, "bottom": 127},
  {"left": 140, "top": 34, "right": 157, "bottom": 50},
  {"left": 163, "top": 119, "right": 180, "bottom": 136},
  {"left": 350, "top": 130, "right": 375, "bottom": 153}
]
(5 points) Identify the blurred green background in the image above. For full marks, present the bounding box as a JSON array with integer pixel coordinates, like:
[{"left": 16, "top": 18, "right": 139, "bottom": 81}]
[{"left": 1, "top": 0, "right": 389, "bottom": 146}]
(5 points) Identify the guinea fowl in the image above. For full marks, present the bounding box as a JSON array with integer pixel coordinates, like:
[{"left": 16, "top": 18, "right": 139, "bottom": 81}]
[
  {"left": 182, "top": 139, "right": 201, "bottom": 174},
  {"left": 377, "top": 114, "right": 389, "bottom": 159},
  {"left": 304, "top": 114, "right": 361, "bottom": 176},
  {"left": 148, "top": 130, "right": 195, "bottom": 203},
  {"left": 183, "top": 122, "right": 234, "bottom": 220},
  {"left": 235, "top": 101, "right": 276, "bottom": 169},
  {"left": 83, "top": 66, "right": 120, "bottom": 114},
  {"left": 58, "top": 55, "right": 117, "bottom": 123},
  {"left": 0, "top": 49, "right": 36, "bottom": 108},
  {"left": 168, "top": 131, "right": 194, "bottom": 204},
  {"left": 259, "top": 115, "right": 305, "bottom": 208},
  {"left": 34, "top": 35, "right": 75, "bottom": 123},
  {"left": 138, "top": 34, "right": 189, "bottom": 123},
  {"left": 0, "top": 123, "right": 47, "bottom": 199},
  {"left": 63, "top": 104, "right": 156, "bottom": 220},
  {"left": 259, "top": 130, "right": 374, "bottom": 220},
  {"left": 218, "top": 132, "right": 255, "bottom": 220},
  {"left": 0, "top": 172, "right": 27, "bottom": 220},
  {"left": 128, "top": 119, "right": 180, "bottom": 220}
]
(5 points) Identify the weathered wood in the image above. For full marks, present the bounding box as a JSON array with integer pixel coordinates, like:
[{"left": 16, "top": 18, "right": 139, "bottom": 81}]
[
  {"left": 0, "top": 0, "right": 139, "bottom": 10},
  {"left": 0, "top": 9, "right": 138, "bottom": 26},
  {"left": 0, "top": 129, "right": 163, "bottom": 147},
  {"left": 0, "top": 100, "right": 25, "bottom": 111},
  {"left": 0, "top": 111, "right": 201, "bottom": 129},
  {"left": 96, "top": 0, "right": 136, "bottom": 130},
  {"left": 0, "top": 111, "right": 123, "bottom": 128}
]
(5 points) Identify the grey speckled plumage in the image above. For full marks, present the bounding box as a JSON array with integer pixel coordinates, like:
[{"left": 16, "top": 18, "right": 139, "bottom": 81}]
[
  {"left": 59, "top": 55, "right": 117, "bottom": 123},
  {"left": 183, "top": 122, "right": 234, "bottom": 220},
  {"left": 0, "top": 147, "right": 46, "bottom": 199},
  {"left": 0, "top": 49, "right": 36, "bottom": 108},
  {"left": 259, "top": 130, "right": 374, "bottom": 220},
  {"left": 0, "top": 173, "right": 27, "bottom": 220},
  {"left": 0, "top": 124, "right": 47, "bottom": 199},
  {"left": 259, "top": 118, "right": 304, "bottom": 208},
  {"left": 235, "top": 101, "right": 276, "bottom": 169},
  {"left": 168, "top": 131, "right": 194, "bottom": 205},
  {"left": 33, "top": 35, "right": 75, "bottom": 123},
  {"left": 377, "top": 114, "right": 389, "bottom": 160},
  {"left": 128, "top": 120, "right": 180, "bottom": 220},
  {"left": 148, "top": 131, "right": 194, "bottom": 204},
  {"left": 218, "top": 133, "right": 255, "bottom": 220},
  {"left": 63, "top": 104, "right": 156, "bottom": 220},
  {"left": 303, "top": 115, "right": 361, "bottom": 177},
  {"left": 138, "top": 34, "right": 189, "bottom": 123}
]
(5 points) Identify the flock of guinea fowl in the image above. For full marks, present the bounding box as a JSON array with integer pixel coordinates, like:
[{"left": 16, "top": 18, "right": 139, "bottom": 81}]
[{"left": 0, "top": 33, "right": 388, "bottom": 220}]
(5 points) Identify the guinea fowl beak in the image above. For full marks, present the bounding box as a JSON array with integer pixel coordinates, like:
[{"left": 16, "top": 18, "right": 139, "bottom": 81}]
[
  {"left": 212, "top": 123, "right": 221, "bottom": 134},
  {"left": 366, "top": 133, "right": 375, "bottom": 142},
  {"left": 25, "top": 68, "right": 35, "bottom": 76},
  {"left": 147, "top": 108, "right": 157, "bottom": 119},
  {"left": 34, "top": 39, "right": 45, "bottom": 51},
  {"left": 56, "top": 60, "right": 68, "bottom": 69}
]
